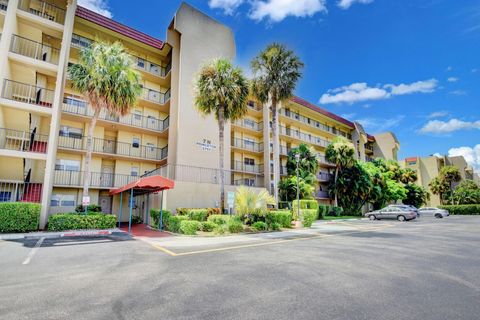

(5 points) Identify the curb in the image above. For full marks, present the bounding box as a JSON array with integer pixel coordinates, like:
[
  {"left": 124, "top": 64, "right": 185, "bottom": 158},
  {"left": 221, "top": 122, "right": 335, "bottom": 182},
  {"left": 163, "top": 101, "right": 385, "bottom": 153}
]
[{"left": 0, "top": 229, "right": 121, "bottom": 240}]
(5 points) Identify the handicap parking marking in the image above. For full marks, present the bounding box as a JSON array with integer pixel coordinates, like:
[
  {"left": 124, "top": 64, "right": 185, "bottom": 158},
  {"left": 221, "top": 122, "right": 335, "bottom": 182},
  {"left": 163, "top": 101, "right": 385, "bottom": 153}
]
[{"left": 22, "top": 237, "right": 45, "bottom": 265}]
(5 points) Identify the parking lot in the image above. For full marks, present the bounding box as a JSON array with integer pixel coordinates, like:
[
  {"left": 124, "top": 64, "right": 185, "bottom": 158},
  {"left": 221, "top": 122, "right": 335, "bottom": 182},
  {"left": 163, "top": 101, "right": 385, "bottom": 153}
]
[{"left": 1, "top": 216, "right": 479, "bottom": 320}]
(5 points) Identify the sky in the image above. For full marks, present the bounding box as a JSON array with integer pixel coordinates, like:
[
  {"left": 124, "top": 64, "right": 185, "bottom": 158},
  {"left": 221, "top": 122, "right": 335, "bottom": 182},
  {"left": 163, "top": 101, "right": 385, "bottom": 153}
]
[{"left": 79, "top": 0, "right": 480, "bottom": 172}]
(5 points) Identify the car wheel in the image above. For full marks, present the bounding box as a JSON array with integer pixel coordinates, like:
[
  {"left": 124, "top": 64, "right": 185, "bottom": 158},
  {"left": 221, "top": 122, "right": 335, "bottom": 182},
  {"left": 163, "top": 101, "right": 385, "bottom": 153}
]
[
  {"left": 397, "top": 215, "right": 406, "bottom": 222},
  {"left": 435, "top": 214, "right": 443, "bottom": 219},
  {"left": 369, "top": 215, "right": 376, "bottom": 220}
]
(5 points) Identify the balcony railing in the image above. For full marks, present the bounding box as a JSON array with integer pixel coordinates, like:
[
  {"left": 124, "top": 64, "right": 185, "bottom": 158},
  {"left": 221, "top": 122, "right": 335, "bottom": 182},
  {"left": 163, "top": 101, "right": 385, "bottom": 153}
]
[
  {"left": 10, "top": 34, "right": 60, "bottom": 65},
  {"left": 53, "top": 170, "right": 138, "bottom": 188},
  {"left": 57, "top": 135, "right": 168, "bottom": 161},
  {"left": 234, "top": 119, "right": 263, "bottom": 131},
  {"left": 0, "top": 180, "right": 42, "bottom": 203},
  {"left": 142, "top": 87, "right": 170, "bottom": 105},
  {"left": 62, "top": 99, "right": 169, "bottom": 132},
  {"left": 231, "top": 138, "right": 264, "bottom": 153},
  {"left": 231, "top": 161, "right": 264, "bottom": 174},
  {"left": 18, "top": 0, "right": 65, "bottom": 25},
  {"left": 318, "top": 155, "right": 335, "bottom": 166},
  {"left": 0, "top": 127, "right": 48, "bottom": 153},
  {"left": 317, "top": 172, "right": 331, "bottom": 181},
  {"left": 247, "top": 100, "right": 262, "bottom": 112},
  {"left": 279, "top": 125, "right": 330, "bottom": 148},
  {"left": 71, "top": 33, "right": 92, "bottom": 49},
  {"left": 233, "top": 178, "right": 265, "bottom": 188},
  {"left": 0, "top": 0, "right": 8, "bottom": 11},
  {"left": 315, "top": 190, "right": 330, "bottom": 199},
  {"left": 2, "top": 79, "right": 54, "bottom": 108},
  {"left": 365, "top": 144, "right": 374, "bottom": 152},
  {"left": 270, "top": 164, "right": 288, "bottom": 175}
]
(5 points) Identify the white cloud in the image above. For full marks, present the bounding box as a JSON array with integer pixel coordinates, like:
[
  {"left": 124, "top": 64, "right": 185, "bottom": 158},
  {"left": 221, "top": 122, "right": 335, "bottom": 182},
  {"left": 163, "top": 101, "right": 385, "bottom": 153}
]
[
  {"left": 450, "top": 90, "right": 467, "bottom": 96},
  {"left": 448, "top": 145, "right": 480, "bottom": 172},
  {"left": 420, "top": 119, "right": 480, "bottom": 134},
  {"left": 432, "top": 153, "right": 443, "bottom": 158},
  {"left": 428, "top": 111, "right": 449, "bottom": 119},
  {"left": 385, "top": 79, "right": 438, "bottom": 95},
  {"left": 340, "top": 113, "right": 357, "bottom": 119},
  {"left": 208, "top": 0, "right": 244, "bottom": 15},
  {"left": 249, "top": 0, "right": 327, "bottom": 22},
  {"left": 78, "top": 0, "right": 112, "bottom": 18},
  {"left": 447, "top": 77, "right": 459, "bottom": 82},
  {"left": 354, "top": 115, "right": 405, "bottom": 133},
  {"left": 337, "top": 0, "right": 374, "bottom": 10},
  {"left": 319, "top": 79, "right": 438, "bottom": 104}
]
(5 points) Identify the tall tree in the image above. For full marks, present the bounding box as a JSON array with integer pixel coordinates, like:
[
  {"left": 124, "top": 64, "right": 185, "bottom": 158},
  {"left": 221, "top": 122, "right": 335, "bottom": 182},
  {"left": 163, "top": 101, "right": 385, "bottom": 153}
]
[
  {"left": 195, "top": 59, "right": 249, "bottom": 212},
  {"left": 399, "top": 168, "right": 418, "bottom": 184},
  {"left": 325, "top": 136, "right": 356, "bottom": 206},
  {"left": 251, "top": 43, "right": 303, "bottom": 205},
  {"left": 68, "top": 41, "right": 142, "bottom": 200},
  {"left": 286, "top": 143, "right": 319, "bottom": 179},
  {"left": 439, "top": 166, "right": 461, "bottom": 204},
  {"left": 429, "top": 177, "right": 449, "bottom": 205},
  {"left": 453, "top": 180, "right": 480, "bottom": 204}
]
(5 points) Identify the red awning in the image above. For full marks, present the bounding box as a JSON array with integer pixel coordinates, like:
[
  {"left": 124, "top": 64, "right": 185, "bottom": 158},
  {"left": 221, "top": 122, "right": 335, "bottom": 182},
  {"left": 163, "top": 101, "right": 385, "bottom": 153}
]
[{"left": 109, "top": 175, "right": 174, "bottom": 196}]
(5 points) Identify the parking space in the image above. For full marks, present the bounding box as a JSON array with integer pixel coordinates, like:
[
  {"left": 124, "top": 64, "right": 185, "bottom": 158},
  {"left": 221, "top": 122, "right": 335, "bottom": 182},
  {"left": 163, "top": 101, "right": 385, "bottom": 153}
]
[{"left": 0, "top": 216, "right": 479, "bottom": 320}]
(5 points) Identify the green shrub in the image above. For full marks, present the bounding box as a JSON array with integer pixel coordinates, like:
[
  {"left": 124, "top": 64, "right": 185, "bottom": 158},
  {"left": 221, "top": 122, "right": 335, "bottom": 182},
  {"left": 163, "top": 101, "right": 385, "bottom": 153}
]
[
  {"left": 149, "top": 209, "right": 171, "bottom": 228},
  {"left": 438, "top": 204, "right": 480, "bottom": 215},
  {"left": 327, "top": 206, "right": 344, "bottom": 217},
  {"left": 227, "top": 219, "right": 244, "bottom": 233},
  {"left": 208, "top": 214, "right": 231, "bottom": 225},
  {"left": 213, "top": 224, "right": 227, "bottom": 235},
  {"left": 301, "top": 209, "right": 319, "bottom": 227},
  {"left": 75, "top": 204, "right": 102, "bottom": 213},
  {"left": 188, "top": 209, "right": 208, "bottom": 222},
  {"left": 176, "top": 207, "right": 220, "bottom": 217},
  {"left": 318, "top": 205, "right": 331, "bottom": 218},
  {"left": 252, "top": 221, "right": 267, "bottom": 231},
  {"left": 292, "top": 199, "right": 319, "bottom": 210},
  {"left": 179, "top": 220, "right": 201, "bottom": 235},
  {"left": 0, "top": 202, "right": 40, "bottom": 233},
  {"left": 200, "top": 221, "right": 217, "bottom": 232},
  {"left": 176, "top": 208, "right": 189, "bottom": 215},
  {"left": 131, "top": 215, "right": 143, "bottom": 224},
  {"left": 266, "top": 210, "right": 292, "bottom": 228},
  {"left": 269, "top": 222, "right": 281, "bottom": 231},
  {"left": 48, "top": 213, "right": 116, "bottom": 231},
  {"left": 167, "top": 215, "right": 189, "bottom": 233}
]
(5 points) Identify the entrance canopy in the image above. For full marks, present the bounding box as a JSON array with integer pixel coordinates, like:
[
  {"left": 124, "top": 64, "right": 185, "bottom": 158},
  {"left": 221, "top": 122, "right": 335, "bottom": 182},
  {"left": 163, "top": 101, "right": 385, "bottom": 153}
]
[{"left": 109, "top": 175, "right": 175, "bottom": 197}]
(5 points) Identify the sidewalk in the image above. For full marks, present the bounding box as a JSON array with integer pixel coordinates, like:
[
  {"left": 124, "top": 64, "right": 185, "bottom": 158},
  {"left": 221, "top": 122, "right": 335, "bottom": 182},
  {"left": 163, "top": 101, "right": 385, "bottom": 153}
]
[{"left": 0, "top": 228, "right": 123, "bottom": 240}]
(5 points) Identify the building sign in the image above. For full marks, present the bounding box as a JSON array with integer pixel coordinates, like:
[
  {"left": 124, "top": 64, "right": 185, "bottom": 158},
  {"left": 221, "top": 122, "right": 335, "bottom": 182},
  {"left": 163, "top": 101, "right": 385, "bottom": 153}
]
[
  {"left": 196, "top": 139, "right": 217, "bottom": 151},
  {"left": 227, "top": 192, "right": 235, "bottom": 210},
  {"left": 82, "top": 196, "right": 90, "bottom": 205}
]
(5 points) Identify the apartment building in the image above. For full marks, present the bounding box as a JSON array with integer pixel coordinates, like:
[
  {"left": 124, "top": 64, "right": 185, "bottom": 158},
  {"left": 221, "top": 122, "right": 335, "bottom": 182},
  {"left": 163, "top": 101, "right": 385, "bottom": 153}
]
[
  {"left": 401, "top": 155, "right": 475, "bottom": 206},
  {"left": 0, "top": 1, "right": 399, "bottom": 228}
]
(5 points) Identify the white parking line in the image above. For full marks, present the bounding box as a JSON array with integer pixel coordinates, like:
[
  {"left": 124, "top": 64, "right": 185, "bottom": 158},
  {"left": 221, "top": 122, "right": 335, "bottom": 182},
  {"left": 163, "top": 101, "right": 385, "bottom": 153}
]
[{"left": 22, "top": 237, "right": 45, "bottom": 265}]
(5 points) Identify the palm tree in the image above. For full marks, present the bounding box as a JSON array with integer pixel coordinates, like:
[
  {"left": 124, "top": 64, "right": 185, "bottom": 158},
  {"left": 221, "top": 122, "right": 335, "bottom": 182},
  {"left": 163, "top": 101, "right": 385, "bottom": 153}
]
[
  {"left": 439, "top": 166, "right": 461, "bottom": 205},
  {"left": 399, "top": 168, "right": 418, "bottom": 184},
  {"left": 429, "top": 177, "right": 449, "bottom": 205},
  {"left": 251, "top": 43, "right": 303, "bottom": 205},
  {"left": 286, "top": 143, "right": 319, "bottom": 178},
  {"left": 68, "top": 41, "right": 142, "bottom": 200},
  {"left": 325, "top": 136, "right": 356, "bottom": 207},
  {"left": 234, "top": 186, "right": 275, "bottom": 223},
  {"left": 194, "top": 59, "right": 249, "bottom": 212}
]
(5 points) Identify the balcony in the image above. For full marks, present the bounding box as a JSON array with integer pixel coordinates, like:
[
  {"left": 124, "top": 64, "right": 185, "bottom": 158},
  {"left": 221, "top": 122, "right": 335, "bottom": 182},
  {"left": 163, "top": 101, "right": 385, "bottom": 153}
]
[
  {"left": 231, "top": 161, "right": 264, "bottom": 174},
  {"left": 247, "top": 100, "right": 263, "bottom": 112},
  {"left": 318, "top": 155, "right": 335, "bottom": 166},
  {"left": 141, "top": 87, "right": 170, "bottom": 105},
  {"left": 233, "top": 119, "right": 263, "bottom": 132},
  {"left": 57, "top": 135, "right": 168, "bottom": 161},
  {"left": 2, "top": 79, "right": 54, "bottom": 108},
  {"left": 0, "top": 0, "right": 8, "bottom": 12},
  {"left": 53, "top": 170, "right": 138, "bottom": 189},
  {"left": 10, "top": 34, "right": 60, "bottom": 65},
  {"left": 233, "top": 177, "right": 264, "bottom": 188},
  {"left": 315, "top": 190, "right": 330, "bottom": 199},
  {"left": 365, "top": 144, "right": 374, "bottom": 152},
  {"left": 317, "top": 172, "right": 332, "bottom": 181},
  {"left": 0, "top": 127, "right": 48, "bottom": 154},
  {"left": 18, "top": 0, "right": 65, "bottom": 25},
  {"left": 279, "top": 125, "right": 330, "bottom": 148},
  {"left": 0, "top": 180, "right": 42, "bottom": 203},
  {"left": 62, "top": 98, "right": 169, "bottom": 133},
  {"left": 231, "top": 138, "right": 264, "bottom": 153},
  {"left": 270, "top": 164, "right": 288, "bottom": 176},
  {"left": 71, "top": 33, "right": 92, "bottom": 50}
]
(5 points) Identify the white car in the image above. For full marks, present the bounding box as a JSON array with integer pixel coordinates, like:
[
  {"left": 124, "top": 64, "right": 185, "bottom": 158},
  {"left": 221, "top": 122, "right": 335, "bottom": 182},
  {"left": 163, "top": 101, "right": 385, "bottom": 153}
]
[{"left": 418, "top": 207, "right": 449, "bottom": 218}]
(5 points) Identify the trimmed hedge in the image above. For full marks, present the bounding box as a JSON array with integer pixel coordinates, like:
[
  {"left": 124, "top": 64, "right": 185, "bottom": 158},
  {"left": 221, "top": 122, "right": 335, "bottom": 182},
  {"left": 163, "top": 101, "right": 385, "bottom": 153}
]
[
  {"left": 187, "top": 209, "right": 208, "bottom": 222},
  {"left": 266, "top": 211, "right": 292, "bottom": 228},
  {"left": 179, "top": 220, "right": 201, "bottom": 235},
  {"left": 438, "top": 205, "right": 480, "bottom": 215},
  {"left": 0, "top": 202, "right": 40, "bottom": 233},
  {"left": 149, "top": 209, "right": 171, "bottom": 228},
  {"left": 167, "top": 215, "right": 189, "bottom": 233},
  {"left": 48, "top": 213, "right": 116, "bottom": 231},
  {"left": 200, "top": 221, "right": 217, "bottom": 232},
  {"left": 177, "top": 207, "right": 221, "bottom": 217},
  {"left": 292, "top": 199, "right": 319, "bottom": 210},
  {"left": 75, "top": 204, "right": 102, "bottom": 213},
  {"left": 301, "top": 209, "right": 319, "bottom": 227}
]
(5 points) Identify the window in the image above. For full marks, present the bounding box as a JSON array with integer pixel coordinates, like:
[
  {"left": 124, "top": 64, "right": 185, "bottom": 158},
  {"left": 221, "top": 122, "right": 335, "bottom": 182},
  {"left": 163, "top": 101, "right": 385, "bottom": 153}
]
[
  {"left": 132, "top": 137, "right": 140, "bottom": 148},
  {"left": 0, "top": 191, "right": 12, "bottom": 202},
  {"left": 55, "top": 159, "right": 80, "bottom": 171},
  {"left": 137, "top": 58, "right": 145, "bottom": 69},
  {"left": 244, "top": 158, "right": 255, "bottom": 166},
  {"left": 134, "top": 110, "right": 142, "bottom": 120},
  {"left": 51, "top": 194, "right": 76, "bottom": 207},
  {"left": 131, "top": 166, "right": 139, "bottom": 177},
  {"left": 244, "top": 178, "right": 255, "bottom": 187},
  {"left": 59, "top": 126, "right": 83, "bottom": 139},
  {"left": 244, "top": 138, "right": 255, "bottom": 148},
  {"left": 149, "top": 63, "right": 160, "bottom": 75},
  {"left": 244, "top": 119, "right": 255, "bottom": 128},
  {"left": 64, "top": 96, "right": 87, "bottom": 109}
]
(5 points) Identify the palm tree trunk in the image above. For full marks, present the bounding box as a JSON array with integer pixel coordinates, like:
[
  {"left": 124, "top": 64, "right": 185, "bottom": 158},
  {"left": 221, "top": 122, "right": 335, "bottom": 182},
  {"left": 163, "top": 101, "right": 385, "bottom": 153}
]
[
  {"left": 218, "top": 107, "right": 225, "bottom": 213},
  {"left": 82, "top": 108, "right": 100, "bottom": 201},
  {"left": 334, "top": 166, "right": 339, "bottom": 207},
  {"left": 271, "top": 98, "right": 280, "bottom": 207}
]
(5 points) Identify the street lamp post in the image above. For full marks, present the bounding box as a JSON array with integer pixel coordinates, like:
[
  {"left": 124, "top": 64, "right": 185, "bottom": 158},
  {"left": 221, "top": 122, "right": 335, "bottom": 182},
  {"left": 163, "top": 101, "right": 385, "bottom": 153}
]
[{"left": 295, "top": 153, "right": 300, "bottom": 224}]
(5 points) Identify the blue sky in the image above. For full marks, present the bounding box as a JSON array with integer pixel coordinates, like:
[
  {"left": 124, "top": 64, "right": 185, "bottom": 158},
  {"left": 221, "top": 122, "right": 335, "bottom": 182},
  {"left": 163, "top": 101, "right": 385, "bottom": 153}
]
[{"left": 79, "top": 0, "right": 480, "bottom": 171}]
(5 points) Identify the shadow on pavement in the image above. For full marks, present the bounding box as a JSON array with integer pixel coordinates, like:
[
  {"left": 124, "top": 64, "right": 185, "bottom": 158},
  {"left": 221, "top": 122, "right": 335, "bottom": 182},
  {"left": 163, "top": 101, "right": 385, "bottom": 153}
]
[
  {"left": 6, "top": 233, "right": 132, "bottom": 248},
  {"left": 344, "top": 231, "right": 401, "bottom": 238}
]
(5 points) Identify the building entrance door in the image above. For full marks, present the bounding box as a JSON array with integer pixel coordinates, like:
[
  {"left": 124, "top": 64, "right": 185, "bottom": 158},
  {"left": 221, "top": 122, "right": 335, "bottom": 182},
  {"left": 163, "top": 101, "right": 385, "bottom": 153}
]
[{"left": 99, "top": 196, "right": 112, "bottom": 214}]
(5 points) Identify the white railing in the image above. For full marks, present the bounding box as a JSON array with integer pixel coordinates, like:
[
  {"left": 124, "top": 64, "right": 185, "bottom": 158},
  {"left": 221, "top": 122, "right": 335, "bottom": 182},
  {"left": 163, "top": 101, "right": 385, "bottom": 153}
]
[
  {"left": 18, "top": 0, "right": 66, "bottom": 25},
  {"left": 2, "top": 79, "right": 54, "bottom": 108},
  {"left": 10, "top": 34, "right": 60, "bottom": 64}
]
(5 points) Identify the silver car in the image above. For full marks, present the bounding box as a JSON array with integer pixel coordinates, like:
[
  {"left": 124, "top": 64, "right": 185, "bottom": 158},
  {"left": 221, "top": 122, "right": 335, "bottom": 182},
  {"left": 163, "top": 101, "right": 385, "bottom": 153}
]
[
  {"left": 365, "top": 207, "right": 417, "bottom": 221},
  {"left": 418, "top": 207, "right": 449, "bottom": 218},
  {"left": 387, "top": 204, "right": 420, "bottom": 216}
]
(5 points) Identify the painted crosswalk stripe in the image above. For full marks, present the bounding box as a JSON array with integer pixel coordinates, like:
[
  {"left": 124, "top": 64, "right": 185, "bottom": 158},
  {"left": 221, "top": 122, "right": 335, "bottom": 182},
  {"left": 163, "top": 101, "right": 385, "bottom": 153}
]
[{"left": 22, "top": 237, "right": 45, "bottom": 265}]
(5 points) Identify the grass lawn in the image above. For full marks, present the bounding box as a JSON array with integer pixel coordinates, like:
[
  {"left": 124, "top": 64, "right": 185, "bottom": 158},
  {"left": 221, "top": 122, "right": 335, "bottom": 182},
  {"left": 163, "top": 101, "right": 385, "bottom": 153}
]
[{"left": 322, "top": 216, "right": 363, "bottom": 220}]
